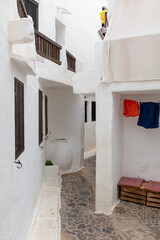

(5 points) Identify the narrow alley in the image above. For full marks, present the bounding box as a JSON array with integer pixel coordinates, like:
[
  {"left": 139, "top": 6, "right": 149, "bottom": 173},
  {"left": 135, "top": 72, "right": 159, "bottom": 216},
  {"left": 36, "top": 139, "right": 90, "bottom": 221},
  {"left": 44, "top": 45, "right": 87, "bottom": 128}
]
[{"left": 60, "top": 157, "right": 160, "bottom": 240}]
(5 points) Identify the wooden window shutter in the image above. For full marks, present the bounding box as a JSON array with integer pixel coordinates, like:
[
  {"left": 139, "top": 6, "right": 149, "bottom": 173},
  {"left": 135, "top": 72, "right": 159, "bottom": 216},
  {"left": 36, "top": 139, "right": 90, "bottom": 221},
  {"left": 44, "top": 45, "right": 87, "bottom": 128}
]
[
  {"left": 45, "top": 95, "right": 48, "bottom": 137},
  {"left": 15, "top": 78, "right": 24, "bottom": 159},
  {"left": 91, "top": 101, "right": 96, "bottom": 122},
  {"left": 39, "top": 90, "right": 43, "bottom": 145},
  {"left": 17, "top": 0, "right": 27, "bottom": 18},
  {"left": 23, "top": 0, "right": 39, "bottom": 30},
  {"left": 85, "top": 101, "right": 88, "bottom": 123}
]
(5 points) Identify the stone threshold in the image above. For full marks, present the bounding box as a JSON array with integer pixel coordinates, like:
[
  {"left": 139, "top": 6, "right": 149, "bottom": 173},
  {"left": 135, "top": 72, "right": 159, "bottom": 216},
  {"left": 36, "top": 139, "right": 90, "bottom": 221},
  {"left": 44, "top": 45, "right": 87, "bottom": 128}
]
[{"left": 28, "top": 166, "right": 61, "bottom": 240}]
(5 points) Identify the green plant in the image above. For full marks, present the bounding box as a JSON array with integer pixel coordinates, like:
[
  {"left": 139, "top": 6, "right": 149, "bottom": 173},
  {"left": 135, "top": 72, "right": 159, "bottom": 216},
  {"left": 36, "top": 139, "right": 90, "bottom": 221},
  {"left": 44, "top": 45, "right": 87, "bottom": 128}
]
[{"left": 45, "top": 160, "right": 54, "bottom": 166}]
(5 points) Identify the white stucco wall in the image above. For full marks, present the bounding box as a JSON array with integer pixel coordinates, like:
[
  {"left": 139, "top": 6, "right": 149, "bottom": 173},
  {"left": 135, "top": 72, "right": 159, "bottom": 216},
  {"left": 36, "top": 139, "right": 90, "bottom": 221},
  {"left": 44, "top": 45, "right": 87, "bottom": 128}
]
[
  {"left": 47, "top": 87, "right": 84, "bottom": 171},
  {"left": 0, "top": 0, "right": 110, "bottom": 238},
  {"left": 96, "top": 84, "right": 113, "bottom": 215},
  {"left": 84, "top": 123, "right": 96, "bottom": 152},
  {"left": 0, "top": 26, "right": 48, "bottom": 240},
  {"left": 96, "top": 81, "right": 160, "bottom": 215},
  {"left": 38, "top": 0, "right": 108, "bottom": 70},
  {"left": 96, "top": 86, "right": 122, "bottom": 215},
  {"left": 122, "top": 93, "right": 160, "bottom": 182},
  {"left": 0, "top": 2, "right": 51, "bottom": 240},
  {"left": 84, "top": 96, "right": 96, "bottom": 154},
  {"left": 112, "top": 93, "right": 123, "bottom": 206},
  {"left": 108, "top": 0, "right": 117, "bottom": 21},
  {"left": 9, "top": 72, "right": 48, "bottom": 240}
]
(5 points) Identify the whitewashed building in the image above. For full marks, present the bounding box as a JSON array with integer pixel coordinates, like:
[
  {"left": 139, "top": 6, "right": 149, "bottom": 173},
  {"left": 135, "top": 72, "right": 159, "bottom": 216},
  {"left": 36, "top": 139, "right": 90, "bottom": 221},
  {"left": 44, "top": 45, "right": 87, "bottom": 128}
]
[
  {"left": 0, "top": 0, "right": 107, "bottom": 239},
  {"left": 74, "top": 0, "right": 160, "bottom": 215},
  {"left": 3, "top": 0, "right": 160, "bottom": 239}
]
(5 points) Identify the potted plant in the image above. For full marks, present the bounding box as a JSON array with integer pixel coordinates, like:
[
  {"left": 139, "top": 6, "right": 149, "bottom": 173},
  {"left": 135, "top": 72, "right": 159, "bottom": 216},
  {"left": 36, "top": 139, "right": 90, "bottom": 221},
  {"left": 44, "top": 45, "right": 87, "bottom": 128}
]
[
  {"left": 45, "top": 160, "right": 54, "bottom": 166},
  {"left": 45, "top": 160, "right": 59, "bottom": 182}
]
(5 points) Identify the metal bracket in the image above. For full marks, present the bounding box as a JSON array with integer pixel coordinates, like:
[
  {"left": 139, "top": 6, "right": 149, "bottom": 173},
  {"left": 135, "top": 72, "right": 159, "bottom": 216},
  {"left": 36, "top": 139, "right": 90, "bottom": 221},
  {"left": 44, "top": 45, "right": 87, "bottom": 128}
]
[
  {"left": 44, "top": 135, "right": 49, "bottom": 140},
  {"left": 14, "top": 159, "right": 22, "bottom": 169}
]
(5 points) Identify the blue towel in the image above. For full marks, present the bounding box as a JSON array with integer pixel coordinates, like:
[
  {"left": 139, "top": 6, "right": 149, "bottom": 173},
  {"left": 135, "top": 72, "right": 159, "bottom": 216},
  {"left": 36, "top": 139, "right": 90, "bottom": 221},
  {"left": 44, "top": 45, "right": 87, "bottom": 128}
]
[{"left": 137, "top": 102, "right": 159, "bottom": 129}]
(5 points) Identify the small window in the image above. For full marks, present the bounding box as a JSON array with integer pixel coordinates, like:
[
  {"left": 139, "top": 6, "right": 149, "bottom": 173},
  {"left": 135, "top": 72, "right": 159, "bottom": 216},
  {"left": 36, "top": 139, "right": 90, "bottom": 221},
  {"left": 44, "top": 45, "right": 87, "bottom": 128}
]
[
  {"left": 45, "top": 95, "right": 48, "bottom": 137},
  {"left": 92, "top": 101, "right": 96, "bottom": 122},
  {"left": 15, "top": 78, "right": 24, "bottom": 159},
  {"left": 23, "top": 0, "right": 39, "bottom": 30},
  {"left": 56, "top": 19, "right": 65, "bottom": 46},
  {"left": 85, "top": 101, "right": 88, "bottom": 123},
  {"left": 39, "top": 90, "right": 43, "bottom": 145}
]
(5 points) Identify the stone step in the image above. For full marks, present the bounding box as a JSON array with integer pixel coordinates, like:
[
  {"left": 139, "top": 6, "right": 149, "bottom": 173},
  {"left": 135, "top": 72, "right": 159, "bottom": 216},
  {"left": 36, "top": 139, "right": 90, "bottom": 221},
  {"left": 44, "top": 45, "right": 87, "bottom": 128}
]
[{"left": 28, "top": 166, "right": 61, "bottom": 240}]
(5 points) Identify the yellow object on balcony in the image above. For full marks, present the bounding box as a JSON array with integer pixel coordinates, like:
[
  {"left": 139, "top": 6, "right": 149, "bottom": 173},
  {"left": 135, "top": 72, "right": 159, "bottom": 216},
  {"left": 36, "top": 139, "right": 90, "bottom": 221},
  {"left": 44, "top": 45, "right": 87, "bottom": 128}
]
[{"left": 99, "top": 10, "right": 108, "bottom": 24}]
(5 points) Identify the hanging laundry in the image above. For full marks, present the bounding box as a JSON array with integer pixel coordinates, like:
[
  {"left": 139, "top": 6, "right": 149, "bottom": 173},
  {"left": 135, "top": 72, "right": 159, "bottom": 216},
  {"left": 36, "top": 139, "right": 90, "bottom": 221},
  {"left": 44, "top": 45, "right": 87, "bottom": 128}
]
[
  {"left": 137, "top": 102, "right": 159, "bottom": 129},
  {"left": 123, "top": 99, "right": 139, "bottom": 117}
]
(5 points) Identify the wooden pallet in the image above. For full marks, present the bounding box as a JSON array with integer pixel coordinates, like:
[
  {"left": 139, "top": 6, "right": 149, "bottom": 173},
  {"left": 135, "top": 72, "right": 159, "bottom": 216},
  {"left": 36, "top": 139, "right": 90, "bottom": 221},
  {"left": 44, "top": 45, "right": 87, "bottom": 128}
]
[
  {"left": 146, "top": 192, "right": 160, "bottom": 208},
  {"left": 120, "top": 186, "right": 146, "bottom": 205}
]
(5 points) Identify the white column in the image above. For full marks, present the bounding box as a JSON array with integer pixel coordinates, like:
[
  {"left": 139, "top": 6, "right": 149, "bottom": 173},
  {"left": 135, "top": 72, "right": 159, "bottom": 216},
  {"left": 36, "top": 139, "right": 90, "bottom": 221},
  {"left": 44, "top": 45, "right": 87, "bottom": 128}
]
[{"left": 96, "top": 83, "right": 113, "bottom": 215}]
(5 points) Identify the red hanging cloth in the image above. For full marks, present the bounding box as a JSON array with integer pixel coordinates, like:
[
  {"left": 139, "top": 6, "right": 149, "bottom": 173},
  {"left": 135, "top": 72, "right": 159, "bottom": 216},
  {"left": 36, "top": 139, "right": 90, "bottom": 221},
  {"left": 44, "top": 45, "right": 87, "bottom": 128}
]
[{"left": 123, "top": 99, "right": 139, "bottom": 117}]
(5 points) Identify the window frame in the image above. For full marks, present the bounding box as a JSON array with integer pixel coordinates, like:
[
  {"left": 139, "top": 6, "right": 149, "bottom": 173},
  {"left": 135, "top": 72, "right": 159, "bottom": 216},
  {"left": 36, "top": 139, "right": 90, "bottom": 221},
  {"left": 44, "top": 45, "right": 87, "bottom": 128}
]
[
  {"left": 15, "top": 78, "right": 25, "bottom": 159},
  {"left": 45, "top": 95, "right": 48, "bottom": 137},
  {"left": 39, "top": 89, "right": 43, "bottom": 145},
  {"left": 85, "top": 101, "right": 88, "bottom": 123},
  {"left": 91, "top": 101, "right": 96, "bottom": 122},
  {"left": 23, "top": 0, "right": 39, "bottom": 30}
]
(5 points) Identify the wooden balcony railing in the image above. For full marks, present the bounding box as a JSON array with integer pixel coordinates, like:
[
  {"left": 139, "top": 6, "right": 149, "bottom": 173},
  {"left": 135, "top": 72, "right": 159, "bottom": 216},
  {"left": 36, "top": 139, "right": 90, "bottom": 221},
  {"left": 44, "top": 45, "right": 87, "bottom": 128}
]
[
  {"left": 17, "top": 0, "right": 27, "bottom": 18},
  {"left": 17, "top": 0, "right": 76, "bottom": 69},
  {"left": 35, "top": 30, "right": 62, "bottom": 65},
  {"left": 66, "top": 51, "right": 76, "bottom": 72}
]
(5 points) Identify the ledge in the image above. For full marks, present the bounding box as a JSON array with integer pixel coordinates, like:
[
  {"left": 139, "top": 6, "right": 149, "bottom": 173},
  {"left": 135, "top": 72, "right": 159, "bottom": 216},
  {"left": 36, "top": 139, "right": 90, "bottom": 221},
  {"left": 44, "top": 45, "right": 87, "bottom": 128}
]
[
  {"left": 11, "top": 54, "right": 36, "bottom": 76},
  {"left": 9, "top": 17, "right": 34, "bottom": 44}
]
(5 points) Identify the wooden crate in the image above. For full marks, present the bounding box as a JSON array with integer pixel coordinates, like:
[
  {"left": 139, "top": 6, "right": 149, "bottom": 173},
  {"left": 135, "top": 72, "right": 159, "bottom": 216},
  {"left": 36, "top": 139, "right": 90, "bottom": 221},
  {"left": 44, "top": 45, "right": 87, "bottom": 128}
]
[
  {"left": 120, "top": 181, "right": 160, "bottom": 209},
  {"left": 120, "top": 186, "right": 146, "bottom": 205},
  {"left": 146, "top": 192, "right": 160, "bottom": 208}
]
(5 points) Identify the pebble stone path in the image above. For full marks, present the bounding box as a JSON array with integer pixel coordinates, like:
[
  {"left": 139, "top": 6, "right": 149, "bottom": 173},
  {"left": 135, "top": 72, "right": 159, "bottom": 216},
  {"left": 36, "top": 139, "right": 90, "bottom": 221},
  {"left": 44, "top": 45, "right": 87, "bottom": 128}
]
[{"left": 60, "top": 157, "right": 160, "bottom": 240}]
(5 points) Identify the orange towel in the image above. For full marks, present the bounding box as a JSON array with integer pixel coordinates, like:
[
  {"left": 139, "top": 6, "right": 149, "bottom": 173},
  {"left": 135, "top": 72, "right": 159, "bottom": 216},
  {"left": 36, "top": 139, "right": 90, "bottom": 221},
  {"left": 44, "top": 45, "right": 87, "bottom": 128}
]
[{"left": 123, "top": 99, "right": 139, "bottom": 117}]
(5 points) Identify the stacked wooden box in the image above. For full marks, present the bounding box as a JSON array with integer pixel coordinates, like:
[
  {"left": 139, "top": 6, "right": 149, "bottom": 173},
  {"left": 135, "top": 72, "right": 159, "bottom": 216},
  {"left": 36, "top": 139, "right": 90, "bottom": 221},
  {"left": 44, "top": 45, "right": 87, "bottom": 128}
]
[
  {"left": 119, "top": 178, "right": 160, "bottom": 209},
  {"left": 120, "top": 185, "right": 146, "bottom": 205},
  {"left": 146, "top": 192, "right": 160, "bottom": 208}
]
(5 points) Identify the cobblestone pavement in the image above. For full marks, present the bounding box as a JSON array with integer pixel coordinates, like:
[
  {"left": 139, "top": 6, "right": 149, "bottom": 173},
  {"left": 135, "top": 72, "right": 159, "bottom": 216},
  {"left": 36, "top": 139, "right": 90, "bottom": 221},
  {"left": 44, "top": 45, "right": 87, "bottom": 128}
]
[{"left": 60, "top": 157, "right": 160, "bottom": 240}]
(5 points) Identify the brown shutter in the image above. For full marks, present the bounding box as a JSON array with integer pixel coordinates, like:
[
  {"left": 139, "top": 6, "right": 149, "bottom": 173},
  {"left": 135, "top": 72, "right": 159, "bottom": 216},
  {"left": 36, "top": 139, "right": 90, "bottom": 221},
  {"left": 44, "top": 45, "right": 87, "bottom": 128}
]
[
  {"left": 17, "top": 0, "right": 27, "bottom": 18},
  {"left": 39, "top": 90, "right": 43, "bottom": 145},
  {"left": 15, "top": 78, "right": 24, "bottom": 159},
  {"left": 45, "top": 95, "right": 48, "bottom": 136},
  {"left": 23, "top": 0, "right": 39, "bottom": 30},
  {"left": 92, "top": 101, "right": 96, "bottom": 122},
  {"left": 85, "top": 101, "right": 88, "bottom": 123}
]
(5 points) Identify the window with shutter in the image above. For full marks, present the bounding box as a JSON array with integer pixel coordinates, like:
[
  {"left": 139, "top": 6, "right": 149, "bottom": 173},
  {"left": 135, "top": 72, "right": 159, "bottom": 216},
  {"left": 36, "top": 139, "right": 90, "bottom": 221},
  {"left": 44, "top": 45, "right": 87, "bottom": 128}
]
[
  {"left": 45, "top": 95, "right": 48, "bottom": 137},
  {"left": 85, "top": 101, "right": 88, "bottom": 123},
  {"left": 92, "top": 101, "right": 96, "bottom": 122},
  {"left": 15, "top": 78, "right": 24, "bottom": 159},
  {"left": 39, "top": 90, "right": 43, "bottom": 145},
  {"left": 23, "top": 0, "right": 39, "bottom": 30},
  {"left": 17, "top": 0, "right": 27, "bottom": 18}
]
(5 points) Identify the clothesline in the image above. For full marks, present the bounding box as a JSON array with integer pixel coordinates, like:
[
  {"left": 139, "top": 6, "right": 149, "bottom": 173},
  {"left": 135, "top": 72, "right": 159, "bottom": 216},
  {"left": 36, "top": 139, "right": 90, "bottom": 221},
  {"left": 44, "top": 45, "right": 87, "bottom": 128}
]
[
  {"left": 120, "top": 98, "right": 160, "bottom": 103},
  {"left": 123, "top": 99, "right": 160, "bottom": 129}
]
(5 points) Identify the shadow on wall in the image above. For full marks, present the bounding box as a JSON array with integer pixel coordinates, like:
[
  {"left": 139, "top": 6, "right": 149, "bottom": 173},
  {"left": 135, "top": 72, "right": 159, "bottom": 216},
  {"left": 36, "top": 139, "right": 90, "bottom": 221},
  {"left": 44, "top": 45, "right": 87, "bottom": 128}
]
[
  {"left": 84, "top": 96, "right": 96, "bottom": 156},
  {"left": 46, "top": 87, "right": 84, "bottom": 172}
]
